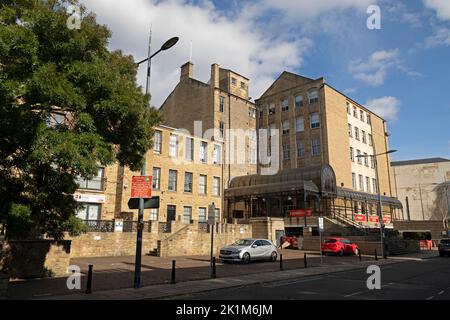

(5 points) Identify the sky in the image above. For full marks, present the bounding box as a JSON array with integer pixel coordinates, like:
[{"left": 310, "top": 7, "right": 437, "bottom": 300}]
[{"left": 80, "top": 0, "right": 450, "bottom": 161}]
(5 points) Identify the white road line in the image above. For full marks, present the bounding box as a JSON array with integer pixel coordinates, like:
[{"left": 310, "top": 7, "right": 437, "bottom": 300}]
[
  {"left": 426, "top": 296, "right": 434, "bottom": 300},
  {"left": 438, "top": 290, "right": 445, "bottom": 295}
]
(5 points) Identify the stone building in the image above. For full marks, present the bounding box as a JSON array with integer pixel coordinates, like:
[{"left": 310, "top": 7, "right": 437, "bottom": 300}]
[
  {"left": 391, "top": 157, "right": 450, "bottom": 222},
  {"left": 225, "top": 71, "right": 402, "bottom": 235},
  {"left": 159, "top": 62, "right": 258, "bottom": 189},
  {"left": 74, "top": 125, "right": 223, "bottom": 225}
]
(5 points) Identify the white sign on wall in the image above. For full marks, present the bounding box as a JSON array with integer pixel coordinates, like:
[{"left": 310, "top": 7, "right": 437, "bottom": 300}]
[
  {"left": 73, "top": 193, "right": 105, "bottom": 203},
  {"left": 114, "top": 219, "right": 123, "bottom": 232}
]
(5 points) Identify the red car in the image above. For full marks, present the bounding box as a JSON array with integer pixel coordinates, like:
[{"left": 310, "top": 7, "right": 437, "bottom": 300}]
[{"left": 321, "top": 237, "right": 359, "bottom": 256}]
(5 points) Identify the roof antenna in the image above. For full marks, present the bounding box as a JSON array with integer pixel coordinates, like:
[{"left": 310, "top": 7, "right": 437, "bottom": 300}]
[{"left": 189, "top": 40, "right": 193, "bottom": 62}]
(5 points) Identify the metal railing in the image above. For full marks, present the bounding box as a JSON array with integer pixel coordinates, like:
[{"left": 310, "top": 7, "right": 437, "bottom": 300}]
[
  {"left": 122, "top": 221, "right": 151, "bottom": 233},
  {"left": 158, "top": 222, "right": 172, "bottom": 233},
  {"left": 84, "top": 220, "right": 114, "bottom": 232}
]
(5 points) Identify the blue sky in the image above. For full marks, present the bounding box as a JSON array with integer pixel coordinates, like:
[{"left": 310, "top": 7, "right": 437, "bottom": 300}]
[{"left": 82, "top": 0, "right": 450, "bottom": 161}]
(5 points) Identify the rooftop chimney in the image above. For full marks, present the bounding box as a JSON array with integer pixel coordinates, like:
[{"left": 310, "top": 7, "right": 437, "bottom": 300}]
[
  {"left": 180, "top": 61, "right": 193, "bottom": 81},
  {"left": 210, "top": 63, "right": 219, "bottom": 88}
]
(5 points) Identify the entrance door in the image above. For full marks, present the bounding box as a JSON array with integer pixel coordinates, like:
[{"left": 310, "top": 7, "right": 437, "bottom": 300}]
[
  {"left": 167, "top": 205, "right": 176, "bottom": 222},
  {"left": 275, "top": 230, "right": 285, "bottom": 247}
]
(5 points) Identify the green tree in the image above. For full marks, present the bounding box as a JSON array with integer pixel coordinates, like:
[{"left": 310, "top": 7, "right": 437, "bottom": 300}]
[{"left": 0, "top": 0, "right": 161, "bottom": 239}]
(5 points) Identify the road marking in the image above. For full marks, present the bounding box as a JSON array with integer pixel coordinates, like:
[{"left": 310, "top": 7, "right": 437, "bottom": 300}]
[
  {"left": 426, "top": 296, "right": 434, "bottom": 300},
  {"left": 438, "top": 291, "right": 445, "bottom": 295}
]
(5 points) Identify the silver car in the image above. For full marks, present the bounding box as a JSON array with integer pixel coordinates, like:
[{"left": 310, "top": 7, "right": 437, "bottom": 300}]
[{"left": 219, "top": 238, "right": 278, "bottom": 264}]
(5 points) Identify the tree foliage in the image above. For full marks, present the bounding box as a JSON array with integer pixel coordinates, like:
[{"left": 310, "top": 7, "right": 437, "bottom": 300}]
[{"left": 0, "top": 0, "right": 162, "bottom": 239}]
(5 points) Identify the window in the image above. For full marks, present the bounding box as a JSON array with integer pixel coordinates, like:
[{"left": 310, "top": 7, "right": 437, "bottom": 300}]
[
  {"left": 231, "top": 77, "right": 237, "bottom": 85},
  {"left": 75, "top": 167, "right": 104, "bottom": 190},
  {"left": 350, "top": 147, "right": 354, "bottom": 162},
  {"left": 281, "top": 99, "right": 289, "bottom": 112},
  {"left": 367, "top": 114, "right": 371, "bottom": 125},
  {"left": 282, "top": 120, "right": 290, "bottom": 135},
  {"left": 213, "top": 177, "right": 220, "bottom": 196},
  {"left": 219, "top": 97, "right": 226, "bottom": 113},
  {"left": 200, "top": 141, "right": 208, "bottom": 163},
  {"left": 249, "top": 107, "right": 256, "bottom": 118},
  {"left": 308, "top": 89, "right": 318, "bottom": 104},
  {"left": 76, "top": 203, "right": 101, "bottom": 220},
  {"left": 249, "top": 147, "right": 257, "bottom": 164},
  {"left": 311, "top": 138, "right": 321, "bottom": 156},
  {"left": 199, "top": 175, "right": 207, "bottom": 194},
  {"left": 214, "top": 208, "right": 220, "bottom": 223},
  {"left": 355, "top": 127, "right": 360, "bottom": 140},
  {"left": 362, "top": 131, "right": 367, "bottom": 144},
  {"left": 297, "top": 141, "right": 305, "bottom": 157},
  {"left": 296, "top": 117, "right": 304, "bottom": 132},
  {"left": 368, "top": 134, "right": 373, "bottom": 146},
  {"left": 269, "top": 103, "right": 276, "bottom": 115},
  {"left": 183, "top": 206, "right": 192, "bottom": 224},
  {"left": 248, "top": 129, "right": 257, "bottom": 141},
  {"left": 352, "top": 173, "right": 357, "bottom": 189},
  {"left": 295, "top": 95, "right": 303, "bottom": 107},
  {"left": 346, "top": 102, "right": 351, "bottom": 115},
  {"left": 240, "top": 81, "right": 246, "bottom": 89},
  {"left": 185, "top": 137, "right": 193, "bottom": 161},
  {"left": 168, "top": 170, "right": 177, "bottom": 191},
  {"left": 198, "top": 207, "right": 207, "bottom": 222},
  {"left": 184, "top": 172, "right": 193, "bottom": 193},
  {"left": 348, "top": 124, "right": 353, "bottom": 137},
  {"left": 154, "top": 130, "right": 162, "bottom": 154},
  {"left": 150, "top": 208, "right": 158, "bottom": 221},
  {"left": 372, "top": 178, "right": 378, "bottom": 193},
  {"left": 152, "top": 167, "right": 161, "bottom": 190},
  {"left": 370, "top": 156, "right": 375, "bottom": 169},
  {"left": 259, "top": 110, "right": 263, "bottom": 118},
  {"left": 213, "top": 144, "right": 221, "bottom": 164},
  {"left": 360, "top": 110, "right": 365, "bottom": 122},
  {"left": 353, "top": 107, "right": 358, "bottom": 118},
  {"left": 46, "top": 112, "right": 66, "bottom": 127},
  {"left": 283, "top": 144, "right": 290, "bottom": 160},
  {"left": 358, "top": 174, "right": 364, "bottom": 191},
  {"left": 364, "top": 153, "right": 369, "bottom": 167},
  {"left": 366, "top": 177, "right": 371, "bottom": 193},
  {"left": 169, "top": 134, "right": 178, "bottom": 158},
  {"left": 219, "top": 121, "right": 225, "bottom": 139},
  {"left": 310, "top": 112, "right": 320, "bottom": 129},
  {"left": 357, "top": 150, "right": 362, "bottom": 164}
]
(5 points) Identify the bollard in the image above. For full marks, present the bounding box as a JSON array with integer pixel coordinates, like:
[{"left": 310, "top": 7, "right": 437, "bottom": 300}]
[
  {"left": 85, "top": 264, "right": 93, "bottom": 294},
  {"left": 304, "top": 253, "right": 307, "bottom": 268},
  {"left": 171, "top": 260, "right": 176, "bottom": 284},
  {"left": 211, "top": 257, "right": 217, "bottom": 279},
  {"left": 279, "top": 254, "right": 283, "bottom": 271},
  {"left": 374, "top": 249, "right": 378, "bottom": 261},
  {"left": 358, "top": 249, "right": 362, "bottom": 262}
]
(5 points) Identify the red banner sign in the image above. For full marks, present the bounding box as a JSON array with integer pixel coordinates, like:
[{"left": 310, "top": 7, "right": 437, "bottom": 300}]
[
  {"left": 369, "top": 215, "right": 380, "bottom": 223},
  {"left": 383, "top": 216, "right": 392, "bottom": 224},
  {"left": 288, "top": 209, "right": 313, "bottom": 217},
  {"left": 131, "top": 176, "right": 152, "bottom": 198},
  {"left": 355, "top": 214, "right": 366, "bottom": 222}
]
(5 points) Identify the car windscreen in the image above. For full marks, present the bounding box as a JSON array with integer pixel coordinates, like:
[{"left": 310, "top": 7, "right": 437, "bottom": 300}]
[
  {"left": 231, "top": 239, "right": 253, "bottom": 246},
  {"left": 441, "top": 239, "right": 450, "bottom": 244},
  {"left": 324, "top": 239, "right": 337, "bottom": 243}
]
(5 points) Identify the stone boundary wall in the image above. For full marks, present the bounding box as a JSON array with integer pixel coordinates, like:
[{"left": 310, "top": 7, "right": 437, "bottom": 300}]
[{"left": 393, "top": 220, "right": 447, "bottom": 239}]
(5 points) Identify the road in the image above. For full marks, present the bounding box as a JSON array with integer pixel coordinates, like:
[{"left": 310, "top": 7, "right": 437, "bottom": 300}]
[{"left": 174, "top": 257, "right": 450, "bottom": 300}]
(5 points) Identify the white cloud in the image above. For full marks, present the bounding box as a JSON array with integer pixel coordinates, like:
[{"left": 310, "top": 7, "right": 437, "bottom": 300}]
[
  {"left": 423, "top": 0, "right": 450, "bottom": 21},
  {"left": 424, "top": 28, "right": 450, "bottom": 48},
  {"left": 349, "top": 49, "right": 400, "bottom": 86},
  {"left": 259, "top": 0, "right": 374, "bottom": 19},
  {"left": 365, "top": 96, "right": 400, "bottom": 121},
  {"left": 80, "top": 0, "right": 313, "bottom": 107}
]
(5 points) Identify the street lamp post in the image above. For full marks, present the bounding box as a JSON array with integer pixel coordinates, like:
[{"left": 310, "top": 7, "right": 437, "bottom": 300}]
[
  {"left": 357, "top": 149, "right": 397, "bottom": 259},
  {"left": 133, "top": 36, "right": 178, "bottom": 289}
]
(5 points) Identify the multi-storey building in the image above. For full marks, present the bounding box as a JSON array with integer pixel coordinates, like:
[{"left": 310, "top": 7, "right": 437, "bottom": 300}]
[
  {"left": 74, "top": 125, "right": 223, "bottom": 225},
  {"left": 159, "top": 62, "right": 257, "bottom": 188},
  {"left": 225, "top": 71, "right": 402, "bottom": 231}
]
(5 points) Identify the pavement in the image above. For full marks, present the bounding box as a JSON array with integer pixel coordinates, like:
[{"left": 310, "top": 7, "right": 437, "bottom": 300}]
[{"left": 12, "top": 250, "right": 438, "bottom": 300}]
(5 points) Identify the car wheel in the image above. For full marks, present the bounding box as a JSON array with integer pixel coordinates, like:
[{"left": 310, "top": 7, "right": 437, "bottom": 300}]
[
  {"left": 321, "top": 251, "right": 327, "bottom": 256},
  {"left": 242, "top": 252, "right": 251, "bottom": 264},
  {"left": 339, "top": 249, "right": 344, "bottom": 256},
  {"left": 270, "top": 251, "right": 277, "bottom": 262}
]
